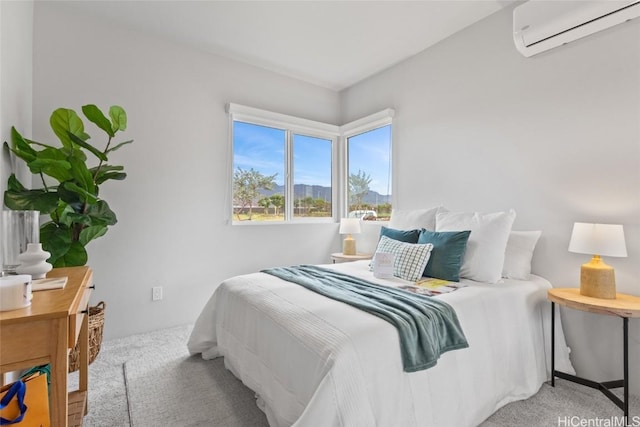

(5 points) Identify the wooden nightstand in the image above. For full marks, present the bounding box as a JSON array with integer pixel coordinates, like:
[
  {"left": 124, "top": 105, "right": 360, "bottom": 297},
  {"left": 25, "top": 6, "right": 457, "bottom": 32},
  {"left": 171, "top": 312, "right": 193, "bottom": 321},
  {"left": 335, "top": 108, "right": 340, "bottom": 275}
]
[
  {"left": 548, "top": 288, "right": 640, "bottom": 422},
  {"left": 330, "top": 253, "right": 372, "bottom": 263}
]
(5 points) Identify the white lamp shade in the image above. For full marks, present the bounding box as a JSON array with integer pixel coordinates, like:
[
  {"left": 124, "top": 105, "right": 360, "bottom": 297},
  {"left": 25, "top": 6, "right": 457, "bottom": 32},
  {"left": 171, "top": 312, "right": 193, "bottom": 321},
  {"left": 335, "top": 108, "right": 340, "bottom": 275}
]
[
  {"left": 568, "top": 222, "right": 627, "bottom": 257},
  {"left": 339, "top": 218, "right": 361, "bottom": 235}
]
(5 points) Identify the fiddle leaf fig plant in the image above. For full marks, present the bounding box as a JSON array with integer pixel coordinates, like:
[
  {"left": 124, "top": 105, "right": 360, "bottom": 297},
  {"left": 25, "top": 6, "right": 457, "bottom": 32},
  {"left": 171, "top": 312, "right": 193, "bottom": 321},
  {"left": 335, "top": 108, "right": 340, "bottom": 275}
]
[{"left": 3, "top": 105, "right": 132, "bottom": 267}]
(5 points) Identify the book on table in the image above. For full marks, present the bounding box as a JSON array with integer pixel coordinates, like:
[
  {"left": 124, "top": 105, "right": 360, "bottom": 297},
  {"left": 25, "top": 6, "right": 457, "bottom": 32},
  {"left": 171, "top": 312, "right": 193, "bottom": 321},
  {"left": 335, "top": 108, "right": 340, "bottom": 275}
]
[{"left": 32, "top": 277, "right": 67, "bottom": 291}]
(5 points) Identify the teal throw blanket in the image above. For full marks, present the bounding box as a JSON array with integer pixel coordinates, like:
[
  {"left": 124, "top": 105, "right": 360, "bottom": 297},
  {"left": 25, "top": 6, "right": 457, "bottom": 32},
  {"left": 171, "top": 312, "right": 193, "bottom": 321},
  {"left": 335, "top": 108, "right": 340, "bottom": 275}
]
[{"left": 261, "top": 265, "right": 468, "bottom": 372}]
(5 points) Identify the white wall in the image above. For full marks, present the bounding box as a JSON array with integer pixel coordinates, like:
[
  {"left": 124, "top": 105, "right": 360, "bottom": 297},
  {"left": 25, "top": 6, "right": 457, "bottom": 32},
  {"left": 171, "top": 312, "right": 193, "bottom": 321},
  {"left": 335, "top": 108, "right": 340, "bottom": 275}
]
[
  {"left": 32, "top": 3, "right": 342, "bottom": 338},
  {"left": 0, "top": 0, "right": 33, "bottom": 270},
  {"left": 341, "top": 6, "right": 640, "bottom": 395},
  {"left": 0, "top": 0, "right": 33, "bottom": 385}
]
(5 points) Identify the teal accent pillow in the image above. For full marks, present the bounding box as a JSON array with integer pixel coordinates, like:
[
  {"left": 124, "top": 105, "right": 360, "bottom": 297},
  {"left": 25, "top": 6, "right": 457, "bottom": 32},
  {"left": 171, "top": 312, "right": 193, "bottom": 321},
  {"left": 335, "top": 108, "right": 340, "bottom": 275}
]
[
  {"left": 417, "top": 229, "right": 471, "bottom": 282},
  {"left": 380, "top": 226, "right": 420, "bottom": 243}
]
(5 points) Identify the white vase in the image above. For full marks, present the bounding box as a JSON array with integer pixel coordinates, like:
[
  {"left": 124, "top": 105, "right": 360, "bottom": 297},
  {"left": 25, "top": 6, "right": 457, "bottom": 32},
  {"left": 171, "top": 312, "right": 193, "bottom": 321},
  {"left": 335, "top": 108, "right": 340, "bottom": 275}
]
[{"left": 16, "top": 243, "right": 52, "bottom": 280}]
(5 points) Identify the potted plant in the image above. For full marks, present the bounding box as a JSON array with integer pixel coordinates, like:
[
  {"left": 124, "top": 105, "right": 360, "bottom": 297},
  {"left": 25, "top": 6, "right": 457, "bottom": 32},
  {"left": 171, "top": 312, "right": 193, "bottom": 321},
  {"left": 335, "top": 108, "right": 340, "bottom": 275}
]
[
  {"left": 3, "top": 104, "right": 132, "bottom": 370},
  {"left": 4, "top": 104, "right": 131, "bottom": 266}
]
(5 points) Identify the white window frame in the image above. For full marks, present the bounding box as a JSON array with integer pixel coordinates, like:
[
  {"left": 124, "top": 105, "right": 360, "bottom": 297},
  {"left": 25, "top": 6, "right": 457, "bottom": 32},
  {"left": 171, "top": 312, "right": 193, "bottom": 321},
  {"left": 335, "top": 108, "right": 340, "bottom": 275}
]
[
  {"left": 227, "top": 103, "right": 394, "bottom": 224},
  {"left": 227, "top": 103, "right": 340, "bottom": 224},
  {"left": 340, "top": 109, "right": 395, "bottom": 218}
]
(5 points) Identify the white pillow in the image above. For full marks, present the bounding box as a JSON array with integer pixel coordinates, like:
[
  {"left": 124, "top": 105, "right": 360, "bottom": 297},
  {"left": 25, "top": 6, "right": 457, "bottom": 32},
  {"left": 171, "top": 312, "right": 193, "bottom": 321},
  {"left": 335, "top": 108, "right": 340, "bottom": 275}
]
[
  {"left": 371, "top": 235, "right": 434, "bottom": 282},
  {"left": 436, "top": 209, "right": 516, "bottom": 283},
  {"left": 502, "top": 230, "right": 541, "bottom": 280},
  {"left": 388, "top": 206, "right": 443, "bottom": 231}
]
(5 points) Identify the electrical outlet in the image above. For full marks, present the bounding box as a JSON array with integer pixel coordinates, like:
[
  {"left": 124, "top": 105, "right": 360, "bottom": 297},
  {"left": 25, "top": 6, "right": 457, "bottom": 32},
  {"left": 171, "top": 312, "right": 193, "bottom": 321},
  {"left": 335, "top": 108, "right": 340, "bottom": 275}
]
[{"left": 152, "top": 286, "right": 163, "bottom": 301}]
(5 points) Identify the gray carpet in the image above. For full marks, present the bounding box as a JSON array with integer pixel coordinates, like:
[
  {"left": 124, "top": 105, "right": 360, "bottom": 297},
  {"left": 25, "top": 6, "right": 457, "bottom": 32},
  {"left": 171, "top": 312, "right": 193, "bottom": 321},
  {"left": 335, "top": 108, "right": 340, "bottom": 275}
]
[
  {"left": 124, "top": 342, "right": 268, "bottom": 426},
  {"left": 71, "top": 324, "right": 639, "bottom": 426}
]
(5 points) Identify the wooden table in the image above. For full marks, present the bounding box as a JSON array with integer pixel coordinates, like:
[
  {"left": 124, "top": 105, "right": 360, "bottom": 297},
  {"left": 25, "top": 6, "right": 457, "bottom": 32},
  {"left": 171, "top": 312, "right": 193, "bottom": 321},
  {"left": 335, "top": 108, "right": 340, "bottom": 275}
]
[
  {"left": 0, "top": 266, "right": 93, "bottom": 426},
  {"left": 330, "top": 253, "right": 372, "bottom": 263},
  {"left": 548, "top": 288, "right": 640, "bottom": 423}
]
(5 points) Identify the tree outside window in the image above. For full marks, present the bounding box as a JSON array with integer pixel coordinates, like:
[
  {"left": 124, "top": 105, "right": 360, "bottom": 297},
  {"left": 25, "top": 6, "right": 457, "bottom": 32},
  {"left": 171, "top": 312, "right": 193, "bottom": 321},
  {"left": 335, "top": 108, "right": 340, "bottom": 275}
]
[
  {"left": 346, "top": 125, "right": 392, "bottom": 220},
  {"left": 232, "top": 120, "right": 334, "bottom": 222}
]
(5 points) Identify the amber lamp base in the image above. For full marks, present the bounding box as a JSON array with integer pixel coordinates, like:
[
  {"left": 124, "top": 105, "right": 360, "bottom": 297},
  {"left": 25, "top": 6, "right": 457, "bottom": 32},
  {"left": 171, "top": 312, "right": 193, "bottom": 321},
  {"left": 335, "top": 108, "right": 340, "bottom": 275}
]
[
  {"left": 342, "top": 235, "right": 356, "bottom": 256},
  {"left": 579, "top": 255, "right": 616, "bottom": 299}
]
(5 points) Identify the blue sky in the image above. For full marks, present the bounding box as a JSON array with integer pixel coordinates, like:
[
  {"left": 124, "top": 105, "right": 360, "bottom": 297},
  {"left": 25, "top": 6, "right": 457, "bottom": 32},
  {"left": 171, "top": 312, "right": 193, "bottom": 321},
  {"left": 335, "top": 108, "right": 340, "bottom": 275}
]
[
  {"left": 347, "top": 125, "right": 392, "bottom": 195},
  {"left": 233, "top": 121, "right": 391, "bottom": 195}
]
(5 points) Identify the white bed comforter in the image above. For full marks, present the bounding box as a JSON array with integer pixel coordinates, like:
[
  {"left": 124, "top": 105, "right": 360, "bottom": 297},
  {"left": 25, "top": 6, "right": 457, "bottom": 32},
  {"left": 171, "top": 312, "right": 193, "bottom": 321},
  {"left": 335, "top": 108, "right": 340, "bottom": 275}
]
[{"left": 187, "top": 261, "right": 574, "bottom": 427}]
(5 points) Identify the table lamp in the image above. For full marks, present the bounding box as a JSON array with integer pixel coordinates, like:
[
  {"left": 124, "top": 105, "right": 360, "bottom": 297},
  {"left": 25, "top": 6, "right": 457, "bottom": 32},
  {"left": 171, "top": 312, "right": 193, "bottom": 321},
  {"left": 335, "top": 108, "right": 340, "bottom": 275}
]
[
  {"left": 339, "top": 218, "right": 361, "bottom": 256},
  {"left": 568, "top": 222, "right": 627, "bottom": 299}
]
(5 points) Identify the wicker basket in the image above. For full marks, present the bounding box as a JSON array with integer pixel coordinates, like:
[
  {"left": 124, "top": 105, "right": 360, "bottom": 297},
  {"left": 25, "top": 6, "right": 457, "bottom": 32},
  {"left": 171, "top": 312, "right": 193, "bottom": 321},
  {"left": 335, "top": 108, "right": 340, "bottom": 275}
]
[{"left": 68, "top": 301, "right": 106, "bottom": 373}]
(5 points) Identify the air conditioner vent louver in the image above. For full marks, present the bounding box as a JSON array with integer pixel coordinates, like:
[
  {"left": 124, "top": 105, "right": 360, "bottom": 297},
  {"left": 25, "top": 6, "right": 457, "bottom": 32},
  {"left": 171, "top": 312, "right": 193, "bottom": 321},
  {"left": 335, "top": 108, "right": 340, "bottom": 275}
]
[{"left": 513, "top": 0, "right": 640, "bottom": 57}]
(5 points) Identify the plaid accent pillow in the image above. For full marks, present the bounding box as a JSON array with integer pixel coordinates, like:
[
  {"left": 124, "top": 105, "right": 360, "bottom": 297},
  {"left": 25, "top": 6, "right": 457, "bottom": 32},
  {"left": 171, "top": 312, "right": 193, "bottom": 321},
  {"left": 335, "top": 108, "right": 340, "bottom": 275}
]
[{"left": 371, "top": 235, "right": 434, "bottom": 282}]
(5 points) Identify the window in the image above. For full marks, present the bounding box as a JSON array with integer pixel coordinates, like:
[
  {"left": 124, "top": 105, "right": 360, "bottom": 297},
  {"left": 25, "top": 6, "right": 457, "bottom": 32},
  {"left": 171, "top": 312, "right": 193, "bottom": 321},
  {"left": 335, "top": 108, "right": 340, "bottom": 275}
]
[
  {"left": 342, "top": 111, "right": 393, "bottom": 222},
  {"left": 292, "top": 134, "right": 333, "bottom": 219},
  {"left": 232, "top": 121, "right": 285, "bottom": 221},
  {"left": 346, "top": 125, "right": 392, "bottom": 221},
  {"left": 229, "top": 104, "right": 338, "bottom": 223},
  {"left": 228, "top": 103, "right": 393, "bottom": 224}
]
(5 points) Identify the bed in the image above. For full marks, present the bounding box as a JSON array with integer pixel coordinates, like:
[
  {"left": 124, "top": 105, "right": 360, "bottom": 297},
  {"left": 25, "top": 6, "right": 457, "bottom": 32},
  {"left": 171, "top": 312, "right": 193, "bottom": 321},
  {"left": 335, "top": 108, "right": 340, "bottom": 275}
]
[
  {"left": 188, "top": 260, "right": 574, "bottom": 427},
  {"left": 188, "top": 208, "right": 574, "bottom": 426}
]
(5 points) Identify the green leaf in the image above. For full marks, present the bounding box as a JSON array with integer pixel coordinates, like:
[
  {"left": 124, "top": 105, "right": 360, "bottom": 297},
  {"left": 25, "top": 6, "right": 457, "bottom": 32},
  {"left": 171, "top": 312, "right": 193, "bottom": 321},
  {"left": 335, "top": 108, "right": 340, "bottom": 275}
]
[
  {"left": 56, "top": 241, "right": 88, "bottom": 267},
  {"left": 60, "top": 145, "right": 87, "bottom": 163},
  {"left": 86, "top": 200, "right": 117, "bottom": 226},
  {"left": 57, "top": 184, "right": 83, "bottom": 207},
  {"left": 67, "top": 156, "right": 96, "bottom": 198},
  {"left": 6, "top": 173, "right": 27, "bottom": 192},
  {"left": 90, "top": 165, "right": 124, "bottom": 173},
  {"left": 27, "top": 158, "right": 70, "bottom": 178},
  {"left": 82, "top": 104, "right": 115, "bottom": 138},
  {"left": 62, "top": 181, "right": 98, "bottom": 204},
  {"left": 50, "top": 108, "right": 87, "bottom": 148},
  {"left": 79, "top": 225, "right": 108, "bottom": 246},
  {"left": 55, "top": 203, "right": 77, "bottom": 227},
  {"left": 68, "top": 131, "right": 108, "bottom": 161},
  {"left": 40, "top": 222, "right": 73, "bottom": 265},
  {"left": 109, "top": 106, "right": 127, "bottom": 132},
  {"left": 105, "top": 139, "right": 133, "bottom": 154},
  {"left": 65, "top": 212, "right": 93, "bottom": 226},
  {"left": 26, "top": 139, "right": 57, "bottom": 150},
  {"left": 4, "top": 183, "right": 59, "bottom": 214},
  {"left": 90, "top": 164, "right": 127, "bottom": 184},
  {"left": 9, "top": 127, "right": 37, "bottom": 163},
  {"left": 31, "top": 147, "right": 72, "bottom": 182},
  {"left": 95, "top": 171, "right": 127, "bottom": 185},
  {"left": 41, "top": 223, "right": 89, "bottom": 266}
]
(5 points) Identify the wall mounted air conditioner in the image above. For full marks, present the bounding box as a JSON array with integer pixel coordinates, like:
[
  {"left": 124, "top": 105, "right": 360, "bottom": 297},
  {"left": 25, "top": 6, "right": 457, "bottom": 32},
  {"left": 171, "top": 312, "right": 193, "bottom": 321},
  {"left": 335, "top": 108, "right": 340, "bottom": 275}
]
[{"left": 513, "top": 0, "right": 640, "bottom": 57}]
